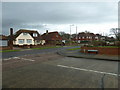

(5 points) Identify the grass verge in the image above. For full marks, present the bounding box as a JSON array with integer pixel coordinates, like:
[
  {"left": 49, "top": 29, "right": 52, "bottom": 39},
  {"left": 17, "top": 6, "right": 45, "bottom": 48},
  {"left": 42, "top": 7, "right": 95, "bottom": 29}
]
[
  {"left": 67, "top": 47, "right": 80, "bottom": 51},
  {"left": 1, "top": 45, "right": 79, "bottom": 52},
  {"left": 31, "top": 46, "right": 62, "bottom": 50},
  {"left": 87, "top": 46, "right": 119, "bottom": 48},
  {"left": 98, "top": 46, "right": 119, "bottom": 48},
  {"left": 0, "top": 50, "right": 21, "bottom": 52}
]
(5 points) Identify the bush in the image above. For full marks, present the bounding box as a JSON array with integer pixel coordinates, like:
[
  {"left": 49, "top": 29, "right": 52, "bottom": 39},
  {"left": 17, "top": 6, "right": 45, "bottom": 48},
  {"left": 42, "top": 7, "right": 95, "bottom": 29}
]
[
  {"left": 115, "top": 41, "right": 120, "bottom": 46},
  {"left": 92, "top": 41, "right": 106, "bottom": 46}
]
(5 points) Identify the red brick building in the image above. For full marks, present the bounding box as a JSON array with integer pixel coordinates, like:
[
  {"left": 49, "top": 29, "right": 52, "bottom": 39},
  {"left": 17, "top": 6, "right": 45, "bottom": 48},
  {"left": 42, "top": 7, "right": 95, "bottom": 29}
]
[
  {"left": 72, "top": 32, "right": 102, "bottom": 43},
  {"left": 0, "top": 35, "right": 12, "bottom": 50},
  {"left": 41, "top": 30, "right": 62, "bottom": 45}
]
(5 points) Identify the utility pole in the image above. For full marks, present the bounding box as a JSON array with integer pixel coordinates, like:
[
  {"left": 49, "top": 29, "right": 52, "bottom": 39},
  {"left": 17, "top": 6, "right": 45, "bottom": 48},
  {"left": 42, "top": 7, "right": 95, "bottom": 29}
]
[
  {"left": 76, "top": 25, "right": 77, "bottom": 43},
  {"left": 70, "top": 24, "right": 74, "bottom": 45},
  {"left": 70, "top": 25, "right": 71, "bottom": 39}
]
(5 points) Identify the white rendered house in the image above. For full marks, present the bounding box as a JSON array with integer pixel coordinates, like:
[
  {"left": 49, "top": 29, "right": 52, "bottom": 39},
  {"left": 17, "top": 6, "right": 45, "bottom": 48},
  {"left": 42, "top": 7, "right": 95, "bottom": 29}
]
[{"left": 13, "top": 29, "right": 45, "bottom": 46}]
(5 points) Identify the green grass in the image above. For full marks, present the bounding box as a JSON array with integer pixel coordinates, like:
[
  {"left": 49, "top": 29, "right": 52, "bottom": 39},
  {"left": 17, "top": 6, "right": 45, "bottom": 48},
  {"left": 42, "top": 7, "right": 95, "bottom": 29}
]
[
  {"left": 31, "top": 46, "right": 62, "bottom": 50},
  {"left": 98, "top": 46, "right": 119, "bottom": 48},
  {"left": 0, "top": 50, "right": 21, "bottom": 52},
  {"left": 67, "top": 47, "right": 80, "bottom": 51},
  {"left": 1, "top": 45, "right": 80, "bottom": 52},
  {"left": 87, "top": 46, "right": 119, "bottom": 48},
  {"left": 0, "top": 46, "right": 62, "bottom": 52}
]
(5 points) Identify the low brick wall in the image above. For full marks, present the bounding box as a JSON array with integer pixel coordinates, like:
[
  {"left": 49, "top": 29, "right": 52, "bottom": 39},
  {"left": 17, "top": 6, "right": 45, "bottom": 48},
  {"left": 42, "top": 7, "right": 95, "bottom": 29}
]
[
  {"left": 81, "top": 46, "right": 120, "bottom": 55},
  {"left": 0, "top": 46, "right": 12, "bottom": 50}
]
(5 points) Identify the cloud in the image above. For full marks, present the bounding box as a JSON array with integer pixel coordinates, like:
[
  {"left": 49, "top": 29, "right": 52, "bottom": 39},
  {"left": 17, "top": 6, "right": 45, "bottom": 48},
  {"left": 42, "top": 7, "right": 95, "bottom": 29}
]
[{"left": 2, "top": 2, "right": 118, "bottom": 35}]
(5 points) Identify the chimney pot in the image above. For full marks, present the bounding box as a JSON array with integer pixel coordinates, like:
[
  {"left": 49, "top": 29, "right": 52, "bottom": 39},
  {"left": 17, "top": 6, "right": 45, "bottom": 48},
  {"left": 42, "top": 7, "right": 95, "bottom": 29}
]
[
  {"left": 46, "top": 30, "right": 48, "bottom": 34},
  {"left": 10, "top": 28, "right": 13, "bottom": 36}
]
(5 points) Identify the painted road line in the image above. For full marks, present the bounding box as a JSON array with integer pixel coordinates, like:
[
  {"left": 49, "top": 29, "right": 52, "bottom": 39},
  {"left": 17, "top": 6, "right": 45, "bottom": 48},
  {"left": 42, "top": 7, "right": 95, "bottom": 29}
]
[
  {"left": 3, "top": 57, "right": 35, "bottom": 62},
  {"left": 21, "top": 58, "right": 35, "bottom": 61},
  {"left": 3, "top": 57, "right": 20, "bottom": 60},
  {"left": 57, "top": 65, "right": 119, "bottom": 77},
  {"left": 12, "top": 57, "right": 20, "bottom": 59},
  {"left": 3, "top": 58, "right": 12, "bottom": 60}
]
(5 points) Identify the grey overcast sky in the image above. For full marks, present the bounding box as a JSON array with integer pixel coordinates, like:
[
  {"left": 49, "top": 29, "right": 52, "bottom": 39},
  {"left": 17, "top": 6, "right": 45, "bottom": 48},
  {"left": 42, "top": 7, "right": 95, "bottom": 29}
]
[{"left": 2, "top": 2, "right": 118, "bottom": 35}]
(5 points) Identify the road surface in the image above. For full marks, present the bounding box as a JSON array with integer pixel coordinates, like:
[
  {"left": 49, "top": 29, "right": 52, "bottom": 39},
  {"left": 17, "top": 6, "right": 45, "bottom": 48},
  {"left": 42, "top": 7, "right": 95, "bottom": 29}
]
[
  {"left": 2, "top": 52, "right": 118, "bottom": 88},
  {"left": 1, "top": 46, "right": 79, "bottom": 59}
]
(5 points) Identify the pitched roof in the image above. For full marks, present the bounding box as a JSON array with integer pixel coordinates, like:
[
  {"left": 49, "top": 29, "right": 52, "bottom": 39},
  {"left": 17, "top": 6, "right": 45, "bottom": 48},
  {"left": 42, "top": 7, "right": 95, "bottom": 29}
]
[
  {"left": 0, "top": 35, "right": 8, "bottom": 40},
  {"left": 41, "top": 31, "right": 62, "bottom": 40},
  {"left": 10, "top": 29, "right": 42, "bottom": 40},
  {"left": 34, "top": 36, "right": 43, "bottom": 40},
  {"left": 14, "top": 29, "right": 39, "bottom": 37}
]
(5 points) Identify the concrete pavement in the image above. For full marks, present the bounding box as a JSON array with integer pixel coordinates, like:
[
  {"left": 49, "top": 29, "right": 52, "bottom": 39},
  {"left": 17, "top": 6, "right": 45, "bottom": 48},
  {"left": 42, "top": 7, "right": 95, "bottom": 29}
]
[{"left": 57, "top": 49, "right": 119, "bottom": 61}]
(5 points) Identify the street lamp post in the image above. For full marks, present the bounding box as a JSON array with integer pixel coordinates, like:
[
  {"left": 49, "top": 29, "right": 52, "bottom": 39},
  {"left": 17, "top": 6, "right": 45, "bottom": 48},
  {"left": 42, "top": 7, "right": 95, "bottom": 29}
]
[
  {"left": 70, "top": 24, "right": 74, "bottom": 45},
  {"left": 76, "top": 25, "right": 78, "bottom": 43}
]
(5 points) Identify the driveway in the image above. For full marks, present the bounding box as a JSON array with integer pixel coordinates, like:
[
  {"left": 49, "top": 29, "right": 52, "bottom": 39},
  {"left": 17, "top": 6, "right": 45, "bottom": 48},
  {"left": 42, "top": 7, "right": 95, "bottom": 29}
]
[{"left": 2, "top": 52, "right": 118, "bottom": 88}]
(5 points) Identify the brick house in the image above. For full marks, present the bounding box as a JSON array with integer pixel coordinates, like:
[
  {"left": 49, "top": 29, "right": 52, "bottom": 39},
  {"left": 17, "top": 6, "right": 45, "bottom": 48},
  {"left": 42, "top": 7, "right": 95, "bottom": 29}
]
[
  {"left": 72, "top": 32, "right": 102, "bottom": 43},
  {"left": 41, "top": 30, "right": 62, "bottom": 45},
  {"left": 0, "top": 35, "right": 12, "bottom": 50}
]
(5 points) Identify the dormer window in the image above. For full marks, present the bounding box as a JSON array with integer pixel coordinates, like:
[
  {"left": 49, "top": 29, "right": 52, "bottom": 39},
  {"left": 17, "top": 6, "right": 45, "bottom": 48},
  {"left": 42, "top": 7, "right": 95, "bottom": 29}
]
[
  {"left": 33, "top": 33, "right": 38, "bottom": 37},
  {"left": 23, "top": 33, "right": 28, "bottom": 35}
]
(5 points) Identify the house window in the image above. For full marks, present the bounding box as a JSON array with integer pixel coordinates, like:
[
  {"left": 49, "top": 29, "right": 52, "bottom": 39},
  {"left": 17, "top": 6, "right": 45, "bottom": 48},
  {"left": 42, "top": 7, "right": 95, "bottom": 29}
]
[
  {"left": 27, "top": 39, "right": 32, "bottom": 43},
  {"left": 33, "top": 33, "right": 38, "bottom": 37},
  {"left": 0, "top": 40, "right": 8, "bottom": 46},
  {"left": 18, "top": 39, "right": 24, "bottom": 44},
  {"left": 23, "top": 33, "right": 28, "bottom": 35}
]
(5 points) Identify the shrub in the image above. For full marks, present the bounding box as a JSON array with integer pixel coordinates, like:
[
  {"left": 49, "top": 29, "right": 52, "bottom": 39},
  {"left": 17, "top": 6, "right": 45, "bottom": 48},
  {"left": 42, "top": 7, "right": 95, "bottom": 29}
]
[{"left": 92, "top": 41, "right": 106, "bottom": 46}]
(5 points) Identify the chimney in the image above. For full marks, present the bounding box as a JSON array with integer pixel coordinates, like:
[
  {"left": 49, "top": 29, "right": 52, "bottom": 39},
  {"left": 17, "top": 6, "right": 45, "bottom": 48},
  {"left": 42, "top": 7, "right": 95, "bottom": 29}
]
[
  {"left": 10, "top": 28, "right": 13, "bottom": 36},
  {"left": 9, "top": 28, "right": 13, "bottom": 49},
  {"left": 46, "top": 30, "right": 48, "bottom": 35}
]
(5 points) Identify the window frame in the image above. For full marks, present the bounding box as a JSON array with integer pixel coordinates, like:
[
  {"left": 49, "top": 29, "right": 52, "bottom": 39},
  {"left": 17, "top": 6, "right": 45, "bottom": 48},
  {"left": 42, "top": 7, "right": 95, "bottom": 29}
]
[
  {"left": 27, "top": 39, "right": 32, "bottom": 44},
  {"left": 18, "top": 39, "right": 24, "bottom": 44},
  {"left": 23, "top": 33, "right": 28, "bottom": 35},
  {"left": 33, "top": 33, "right": 38, "bottom": 37}
]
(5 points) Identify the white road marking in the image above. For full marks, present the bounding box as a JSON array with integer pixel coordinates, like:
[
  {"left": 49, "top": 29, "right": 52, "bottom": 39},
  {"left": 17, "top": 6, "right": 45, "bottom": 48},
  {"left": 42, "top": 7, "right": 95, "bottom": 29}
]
[
  {"left": 21, "top": 58, "right": 35, "bottom": 61},
  {"left": 3, "top": 57, "right": 35, "bottom": 62},
  {"left": 57, "top": 65, "right": 119, "bottom": 77},
  {"left": 3, "top": 58, "right": 12, "bottom": 60},
  {"left": 13, "top": 57, "right": 20, "bottom": 59},
  {"left": 3, "top": 57, "right": 20, "bottom": 60}
]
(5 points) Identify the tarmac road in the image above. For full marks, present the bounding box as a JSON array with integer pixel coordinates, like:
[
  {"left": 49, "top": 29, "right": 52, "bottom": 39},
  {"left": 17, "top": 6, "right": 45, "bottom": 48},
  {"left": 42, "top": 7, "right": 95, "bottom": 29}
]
[
  {"left": 1, "top": 46, "right": 79, "bottom": 59},
  {"left": 2, "top": 53, "right": 118, "bottom": 88}
]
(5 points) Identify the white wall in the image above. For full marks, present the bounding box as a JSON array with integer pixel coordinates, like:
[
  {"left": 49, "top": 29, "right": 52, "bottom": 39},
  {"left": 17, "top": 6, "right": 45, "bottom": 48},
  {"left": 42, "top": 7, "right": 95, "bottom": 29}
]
[{"left": 14, "top": 33, "right": 34, "bottom": 45}]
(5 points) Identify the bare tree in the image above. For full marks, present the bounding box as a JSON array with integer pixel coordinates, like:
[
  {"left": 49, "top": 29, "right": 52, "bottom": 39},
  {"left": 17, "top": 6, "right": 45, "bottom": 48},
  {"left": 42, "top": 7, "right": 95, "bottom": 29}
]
[
  {"left": 110, "top": 28, "right": 120, "bottom": 41},
  {"left": 59, "top": 31, "right": 70, "bottom": 40},
  {"left": 59, "top": 31, "right": 66, "bottom": 36}
]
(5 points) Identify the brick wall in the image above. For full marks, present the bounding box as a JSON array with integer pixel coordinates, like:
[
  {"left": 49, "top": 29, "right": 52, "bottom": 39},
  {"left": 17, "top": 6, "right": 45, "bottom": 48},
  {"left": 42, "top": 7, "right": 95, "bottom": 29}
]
[
  {"left": 0, "top": 46, "right": 12, "bottom": 50},
  {"left": 81, "top": 46, "right": 120, "bottom": 55}
]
